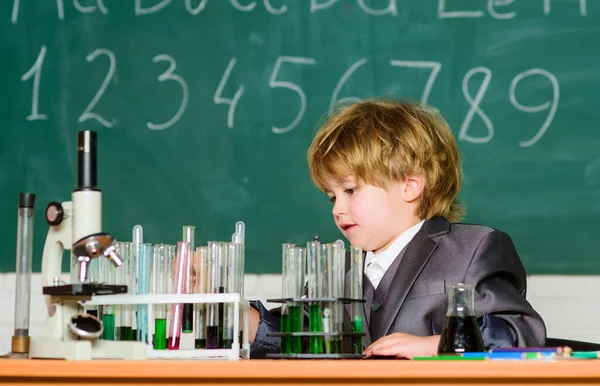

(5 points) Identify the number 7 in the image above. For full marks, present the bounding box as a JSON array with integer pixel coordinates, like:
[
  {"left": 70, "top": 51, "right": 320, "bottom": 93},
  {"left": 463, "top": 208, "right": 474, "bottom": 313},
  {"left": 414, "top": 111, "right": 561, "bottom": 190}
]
[{"left": 389, "top": 60, "right": 442, "bottom": 105}]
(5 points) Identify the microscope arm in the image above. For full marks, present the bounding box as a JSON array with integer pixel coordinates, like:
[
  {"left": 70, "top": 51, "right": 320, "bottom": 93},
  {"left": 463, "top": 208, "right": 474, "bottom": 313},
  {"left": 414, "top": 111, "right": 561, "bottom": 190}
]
[
  {"left": 41, "top": 201, "right": 73, "bottom": 290},
  {"left": 39, "top": 201, "right": 74, "bottom": 341}
]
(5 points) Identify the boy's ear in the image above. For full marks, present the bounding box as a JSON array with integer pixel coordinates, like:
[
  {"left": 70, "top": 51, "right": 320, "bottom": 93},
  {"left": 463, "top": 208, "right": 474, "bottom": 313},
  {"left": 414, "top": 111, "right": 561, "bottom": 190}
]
[{"left": 403, "top": 173, "right": 425, "bottom": 203}]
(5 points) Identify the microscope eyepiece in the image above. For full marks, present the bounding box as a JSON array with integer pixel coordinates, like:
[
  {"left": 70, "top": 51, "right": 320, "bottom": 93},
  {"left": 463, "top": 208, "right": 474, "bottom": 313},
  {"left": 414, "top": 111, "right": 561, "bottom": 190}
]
[{"left": 77, "top": 130, "right": 98, "bottom": 191}]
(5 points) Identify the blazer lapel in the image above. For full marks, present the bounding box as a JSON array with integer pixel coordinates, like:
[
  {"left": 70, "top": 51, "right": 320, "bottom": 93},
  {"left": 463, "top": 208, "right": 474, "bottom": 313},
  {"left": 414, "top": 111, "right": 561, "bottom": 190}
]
[
  {"left": 369, "top": 226, "right": 438, "bottom": 342},
  {"left": 343, "top": 217, "right": 450, "bottom": 346}
]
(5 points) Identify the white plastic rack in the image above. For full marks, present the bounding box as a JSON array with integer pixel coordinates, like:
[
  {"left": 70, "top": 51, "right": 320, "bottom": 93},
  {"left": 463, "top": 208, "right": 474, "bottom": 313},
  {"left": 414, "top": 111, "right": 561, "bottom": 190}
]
[{"left": 85, "top": 293, "right": 250, "bottom": 360}]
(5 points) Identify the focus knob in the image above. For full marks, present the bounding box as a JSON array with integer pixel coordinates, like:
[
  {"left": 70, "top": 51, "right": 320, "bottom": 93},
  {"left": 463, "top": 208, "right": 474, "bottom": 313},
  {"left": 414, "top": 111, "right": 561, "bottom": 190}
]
[{"left": 46, "top": 201, "right": 64, "bottom": 226}]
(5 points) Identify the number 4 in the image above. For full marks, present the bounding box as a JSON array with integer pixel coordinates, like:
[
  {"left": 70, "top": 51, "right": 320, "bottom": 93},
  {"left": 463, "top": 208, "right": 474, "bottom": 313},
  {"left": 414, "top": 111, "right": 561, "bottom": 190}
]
[{"left": 214, "top": 58, "right": 244, "bottom": 129}]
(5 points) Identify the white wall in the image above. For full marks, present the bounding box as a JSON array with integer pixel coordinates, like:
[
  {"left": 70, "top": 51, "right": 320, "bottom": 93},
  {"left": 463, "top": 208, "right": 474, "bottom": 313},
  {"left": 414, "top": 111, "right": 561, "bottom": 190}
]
[{"left": 1, "top": 273, "right": 597, "bottom": 354}]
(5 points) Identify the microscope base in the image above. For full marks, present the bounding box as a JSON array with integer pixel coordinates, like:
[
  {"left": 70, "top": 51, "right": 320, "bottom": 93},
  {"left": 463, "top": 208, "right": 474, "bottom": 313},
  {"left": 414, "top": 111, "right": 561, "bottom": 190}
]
[{"left": 30, "top": 339, "right": 147, "bottom": 360}]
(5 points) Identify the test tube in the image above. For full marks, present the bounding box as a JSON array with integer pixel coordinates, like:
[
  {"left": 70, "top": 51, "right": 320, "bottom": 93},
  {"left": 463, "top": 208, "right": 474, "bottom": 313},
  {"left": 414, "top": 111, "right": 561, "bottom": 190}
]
[
  {"left": 151, "top": 244, "right": 167, "bottom": 349},
  {"left": 194, "top": 246, "right": 208, "bottom": 348},
  {"left": 320, "top": 243, "right": 334, "bottom": 353},
  {"left": 115, "top": 242, "right": 134, "bottom": 341},
  {"left": 231, "top": 233, "right": 245, "bottom": 342},
  {"left": 235, "top": 221, "right": 245, "bottom": 245},
  {"left": 217, "top": 242, "right": 229, "bottom": 348},
  {"left": 182, "top": 226, "right": 195, "bottom": 334},
  {"left": 307, "top": 240, "right": 323, "bottom": 354},
  {"left": 279, "top": 243, "right": 294, "bottom": 354},
  {"left": 164, "top": 244, "right": 176, "bottom": 348},
  {"left": 234, "top": 222, "right": 245, "bottom": 299},
  {"left": 136, "top": 243, "right": 151, "bottom": 343},
  {"left": 102, "top": 254, "right": 116, "bottom": 340},
  {"left": 350, "top": 245, "right": 364, "bottom": 354},
  {"left": 331, "top": 243, "right": 345, "bottom": 354},
  {"left": 205, "top": 241, "right": 220, "bottom": 349},
  {"left": 287, "top": 247, "right": 305, "bottom": 354},
  {"left": 223, "top": 242, "right": 242, "bottom": 348},
  {"left": 11, "top": 193, "right": 35, "bottom": 355},
  {"left": 132, "top": 225, "right": 144, "bottom": 341},
  {"left": 84, "top": 258, "right": 100, "bottom": 318},
  {"left": 167, "top": 241, "right": 190, "bottom": 350}
]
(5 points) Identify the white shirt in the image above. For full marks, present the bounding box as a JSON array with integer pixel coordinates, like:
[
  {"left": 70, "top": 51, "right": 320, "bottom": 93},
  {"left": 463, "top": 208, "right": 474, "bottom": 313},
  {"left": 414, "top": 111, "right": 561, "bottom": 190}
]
[{"left": 364, "top": 220, "right": 425, "bottom": 289}]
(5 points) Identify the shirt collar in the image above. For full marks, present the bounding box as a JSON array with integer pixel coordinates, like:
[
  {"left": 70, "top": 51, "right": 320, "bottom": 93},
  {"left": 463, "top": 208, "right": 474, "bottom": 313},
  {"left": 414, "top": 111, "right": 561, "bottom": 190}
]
[{"left": 364, "top": 220, "right": 425, "bottom": 273}]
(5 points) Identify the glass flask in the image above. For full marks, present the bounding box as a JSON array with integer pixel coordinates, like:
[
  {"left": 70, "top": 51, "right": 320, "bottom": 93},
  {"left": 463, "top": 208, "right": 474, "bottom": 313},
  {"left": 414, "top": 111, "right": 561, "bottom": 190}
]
[{"left": 437, "top": 283, "right": 484, "bottom": 354}]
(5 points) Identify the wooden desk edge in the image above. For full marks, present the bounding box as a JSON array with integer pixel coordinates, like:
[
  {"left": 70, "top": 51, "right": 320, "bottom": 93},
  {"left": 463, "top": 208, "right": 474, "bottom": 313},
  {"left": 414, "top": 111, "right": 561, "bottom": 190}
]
[{"left": 1, "top": 359, "right": 600, "bottom": 381}]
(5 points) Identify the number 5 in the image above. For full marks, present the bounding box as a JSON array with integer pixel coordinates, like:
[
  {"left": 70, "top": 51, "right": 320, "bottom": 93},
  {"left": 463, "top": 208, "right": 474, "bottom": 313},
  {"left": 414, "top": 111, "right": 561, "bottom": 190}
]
[{"left": 269, "top": 56, "right": 316, "bottom": 134}]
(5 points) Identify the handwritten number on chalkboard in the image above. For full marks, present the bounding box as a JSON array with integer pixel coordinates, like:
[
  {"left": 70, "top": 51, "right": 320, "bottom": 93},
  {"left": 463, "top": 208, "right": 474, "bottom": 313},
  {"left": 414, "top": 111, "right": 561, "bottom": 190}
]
[
  {"left": 269, "top": 56, "right": 316, "bottom": 134},
  {"left": 330, "top": 58, "right": 367, "bottom": 111},
  {"left": 214, "top": 58, "right": 245, "bottom": 129},
  {"left": 20, "top": 45, "right": 48, "bottom": 121},
  {"left": 389, "top": 60, "right": 442, "bottom": 105},
  {"left": 78, "top": 49, "right": 117, "bottom": 128},
  {"left": 459, "top": 66, "right": 493, "bottom": 144},
  {"left": 510, "top": 69, "right": 559, "bottom": 147},
  {"left": 146, "top": 54, "right": 189, "bottom": 131}
]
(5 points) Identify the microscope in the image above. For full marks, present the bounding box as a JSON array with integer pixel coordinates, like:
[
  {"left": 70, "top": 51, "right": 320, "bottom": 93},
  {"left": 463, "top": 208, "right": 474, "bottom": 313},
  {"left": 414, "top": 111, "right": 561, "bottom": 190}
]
[{"left": 29, "top": 130, "right": 147, "bottom": 360}]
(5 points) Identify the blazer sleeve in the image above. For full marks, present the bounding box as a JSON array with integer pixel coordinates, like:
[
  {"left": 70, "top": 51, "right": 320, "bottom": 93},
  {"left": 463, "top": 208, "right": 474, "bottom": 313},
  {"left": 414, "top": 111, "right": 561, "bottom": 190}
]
[
  {"left": 464, "top": 229, "right": 547, "bottom": 347},
  {"left": 249, "top": 301, "right": 282, "bottom": 358}
]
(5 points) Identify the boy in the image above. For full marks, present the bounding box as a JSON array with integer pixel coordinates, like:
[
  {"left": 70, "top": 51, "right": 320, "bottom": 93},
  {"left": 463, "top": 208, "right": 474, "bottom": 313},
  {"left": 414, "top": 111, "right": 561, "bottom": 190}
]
[{"left": 248, "top": 99, "right": 546, "bottom": 358}]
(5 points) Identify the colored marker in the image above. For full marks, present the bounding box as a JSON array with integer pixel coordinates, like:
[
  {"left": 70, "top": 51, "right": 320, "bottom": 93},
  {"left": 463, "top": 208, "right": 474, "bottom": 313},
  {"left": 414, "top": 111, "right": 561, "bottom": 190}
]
[
  {"left": 493, "top": 346, "right": 570, "bottom": 354},
  {"left": 462, "top": 352, "right": 555, "bottom": 360},
  {"left": 571, "top": 351, "right": 600, "bottom": 359},
  {"left": 413, "top": 355, "right": 485, "bottom": 361}
]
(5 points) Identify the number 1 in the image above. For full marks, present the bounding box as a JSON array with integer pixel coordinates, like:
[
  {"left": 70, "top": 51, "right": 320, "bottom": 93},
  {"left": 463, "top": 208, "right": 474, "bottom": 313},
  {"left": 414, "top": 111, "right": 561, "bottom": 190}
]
[{"left": 21, "top": 45, "right": 48, "bottom": 121}]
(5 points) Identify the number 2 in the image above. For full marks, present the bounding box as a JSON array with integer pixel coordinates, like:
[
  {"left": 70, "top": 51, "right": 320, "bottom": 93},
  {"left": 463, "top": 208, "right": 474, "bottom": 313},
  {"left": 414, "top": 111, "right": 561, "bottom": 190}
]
[{"left": 78, "top": 48, "right": 117, "bottom": 128}]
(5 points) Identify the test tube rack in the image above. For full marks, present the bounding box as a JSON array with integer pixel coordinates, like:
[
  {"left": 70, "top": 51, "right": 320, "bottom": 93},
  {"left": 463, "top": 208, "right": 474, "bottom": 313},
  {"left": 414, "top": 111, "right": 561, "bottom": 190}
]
[
  {"left": 265, "top": 297, "right": 365, "bottom": 359},
  {"left": 85, "top": 293, "right": 250, "bottom": 360}
]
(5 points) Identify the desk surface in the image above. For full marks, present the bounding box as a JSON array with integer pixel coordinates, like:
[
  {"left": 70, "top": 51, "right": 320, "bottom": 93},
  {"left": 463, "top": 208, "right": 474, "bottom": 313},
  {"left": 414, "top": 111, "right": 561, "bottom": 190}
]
[{"left": 1, "top": 359, "right": 599, "bottom": 385}]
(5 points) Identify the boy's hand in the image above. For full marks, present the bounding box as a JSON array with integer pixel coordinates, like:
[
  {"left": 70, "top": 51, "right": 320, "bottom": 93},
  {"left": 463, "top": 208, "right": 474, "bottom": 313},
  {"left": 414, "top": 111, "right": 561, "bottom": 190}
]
[{"left": 364, "top": 333, "right": 441, "bottom": 359}]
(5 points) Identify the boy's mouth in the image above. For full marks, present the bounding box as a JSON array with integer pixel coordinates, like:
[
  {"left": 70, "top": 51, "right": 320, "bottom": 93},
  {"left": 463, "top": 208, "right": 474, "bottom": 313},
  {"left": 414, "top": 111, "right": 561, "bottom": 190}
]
[{"left": 341, "top": 223, "right": 356, "bottom": 231}]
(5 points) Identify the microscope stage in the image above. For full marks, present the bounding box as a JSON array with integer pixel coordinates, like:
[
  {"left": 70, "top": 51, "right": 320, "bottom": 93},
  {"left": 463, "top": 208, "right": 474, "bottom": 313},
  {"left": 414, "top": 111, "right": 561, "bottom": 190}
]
[{"left": 43, "top": 283, "right": 127, "bottom": 296}]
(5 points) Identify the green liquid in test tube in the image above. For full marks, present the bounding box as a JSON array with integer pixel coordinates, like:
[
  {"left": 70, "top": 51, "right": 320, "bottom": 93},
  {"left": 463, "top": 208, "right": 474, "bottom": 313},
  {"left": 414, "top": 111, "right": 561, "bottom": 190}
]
[
  {"left": 285, "top": 246, "right": 304, "bottom": 354},
  {"left": 307, "top": 241, "right": 323, "bottom": 354},
  {"left": 351, "top": 316, "right": 363, "bottom": 354},
  {"left": 288, "top": 304, "right": 303, "bottom": 354},
  {"left": 279, "top": 243, "right": 294, "bottom": 354},
  {"left": 151, "top": 244, "right": 168, "bottom": 350},
  {"left": 330, "top": 242, "right": 345, "bottom": 354},
  {"left": 350, "top": 246, "right": 364, "bottom": 354},
  {"left": 154, "top": 319, "right": 167, "bottom": 350},
  {"left": 100, "top": 256, "right": 115, "bottom": 341},
  {"left": 102, "top": 312, "right": 115, "bottom": 340}
]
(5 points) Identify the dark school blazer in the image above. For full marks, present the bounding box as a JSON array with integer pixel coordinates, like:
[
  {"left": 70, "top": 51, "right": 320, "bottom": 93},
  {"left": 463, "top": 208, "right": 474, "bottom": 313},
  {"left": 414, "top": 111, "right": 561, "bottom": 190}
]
[{"left": 250, "top": 217, "right": 546, "bottom": 358}]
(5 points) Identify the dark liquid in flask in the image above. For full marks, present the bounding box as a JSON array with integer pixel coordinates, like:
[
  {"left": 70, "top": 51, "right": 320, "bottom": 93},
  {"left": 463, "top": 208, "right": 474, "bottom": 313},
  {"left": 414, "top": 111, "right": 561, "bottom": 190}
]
[{"left": 438, "top": 315, "right": 484, "bottom": 354}]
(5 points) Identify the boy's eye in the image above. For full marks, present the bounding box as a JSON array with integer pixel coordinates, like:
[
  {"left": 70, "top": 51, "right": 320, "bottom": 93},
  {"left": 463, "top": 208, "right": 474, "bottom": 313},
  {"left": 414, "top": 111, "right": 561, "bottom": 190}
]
[
  {"left": 328, "top": 196, "right": 336, "bottom": 204},
  {"left": 344, "top": 188, "right": 356, "bottom": 194}
]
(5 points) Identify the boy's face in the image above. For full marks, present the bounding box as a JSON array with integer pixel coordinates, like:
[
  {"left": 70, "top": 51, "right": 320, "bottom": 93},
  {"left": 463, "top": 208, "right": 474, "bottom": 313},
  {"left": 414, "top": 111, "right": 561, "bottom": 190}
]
[{"left": 324, "top": 175, "right": 422, "bottom": 254}]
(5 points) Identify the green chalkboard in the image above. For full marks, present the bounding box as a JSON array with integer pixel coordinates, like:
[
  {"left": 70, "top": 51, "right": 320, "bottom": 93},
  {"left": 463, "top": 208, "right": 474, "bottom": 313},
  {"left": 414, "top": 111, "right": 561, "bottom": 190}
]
[{"left": 1, "top": 1, "right": 599, "bottom": 274}]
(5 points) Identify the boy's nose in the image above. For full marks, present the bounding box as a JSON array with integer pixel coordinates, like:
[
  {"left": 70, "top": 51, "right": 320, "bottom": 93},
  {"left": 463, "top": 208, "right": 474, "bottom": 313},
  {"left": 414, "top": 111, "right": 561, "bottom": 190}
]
[{"left": 332, "top": 199, "right": 346, "bottom": 216}]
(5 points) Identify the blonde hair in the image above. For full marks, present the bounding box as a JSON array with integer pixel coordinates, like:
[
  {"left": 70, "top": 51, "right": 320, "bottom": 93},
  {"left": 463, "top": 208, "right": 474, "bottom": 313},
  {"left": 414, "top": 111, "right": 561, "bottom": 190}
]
[{"left": 307, "top": 99, "right": 464, "bottom": 222}]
